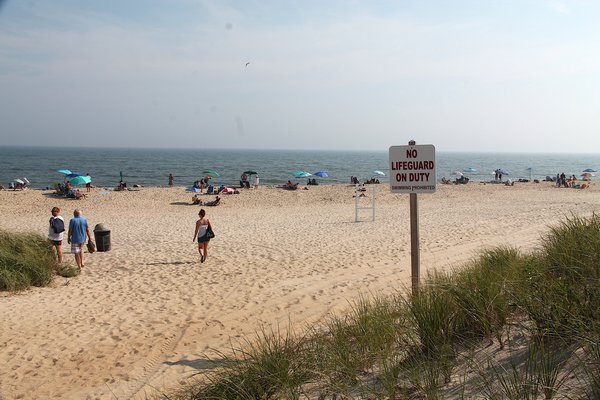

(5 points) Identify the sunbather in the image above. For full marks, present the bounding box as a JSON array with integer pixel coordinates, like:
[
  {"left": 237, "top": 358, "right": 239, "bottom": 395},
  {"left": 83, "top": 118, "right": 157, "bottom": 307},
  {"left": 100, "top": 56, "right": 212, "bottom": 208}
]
[
  {"left": 68, "top": 189, "right": 86, "bottom": 200},
  {"left": 204, "top": 196, "right": 221, "bottom": 206}
]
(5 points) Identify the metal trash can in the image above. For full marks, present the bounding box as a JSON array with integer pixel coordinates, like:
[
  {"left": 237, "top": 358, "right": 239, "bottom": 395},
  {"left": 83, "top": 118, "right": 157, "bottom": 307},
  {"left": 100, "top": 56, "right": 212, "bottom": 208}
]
[{"left": 93, "top": 223, "right": 111, "bottom": 252}]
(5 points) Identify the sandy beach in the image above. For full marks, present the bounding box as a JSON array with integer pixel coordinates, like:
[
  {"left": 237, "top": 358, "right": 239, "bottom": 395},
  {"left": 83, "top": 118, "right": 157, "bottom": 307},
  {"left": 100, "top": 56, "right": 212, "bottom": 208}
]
[{"left": 1, "top": 182, "right": 599, "bottom": 399}]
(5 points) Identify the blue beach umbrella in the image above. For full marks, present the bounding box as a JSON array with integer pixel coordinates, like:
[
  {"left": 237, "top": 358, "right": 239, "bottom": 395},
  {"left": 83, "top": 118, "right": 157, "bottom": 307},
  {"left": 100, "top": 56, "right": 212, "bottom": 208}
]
[
  {"left": 67, "top": 173, "right": 81, "bottom": 178},
  {"left": 70, "top": 175, "right": 92, "bottom": 185},
  {"left": 583, "top": 168, "right": 596, "bottom": 173},
  {"left": 373, "top": 170, "right": 386, "bottom": 177},
  {"left": 313, "top": 171, "right": 329, "bottom": 178},
  {"left": 186, "top": 187, "right": 201, "bottom": 193},
  {"left": 57, "top": 169, "right": 72, "bottom": 175}
]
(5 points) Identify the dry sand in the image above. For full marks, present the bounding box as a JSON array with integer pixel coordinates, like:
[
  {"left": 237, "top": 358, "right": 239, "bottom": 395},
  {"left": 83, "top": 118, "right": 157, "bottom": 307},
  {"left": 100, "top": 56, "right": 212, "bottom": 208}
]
[{"left": 1, "top": 182, "right": 599, "bottom": 399}]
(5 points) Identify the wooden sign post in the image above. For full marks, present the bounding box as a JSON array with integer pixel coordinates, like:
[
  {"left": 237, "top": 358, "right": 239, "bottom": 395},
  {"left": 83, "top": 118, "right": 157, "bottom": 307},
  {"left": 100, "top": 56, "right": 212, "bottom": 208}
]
[{"left": 389, "top": 140, "right": 436, "bottom": 295}]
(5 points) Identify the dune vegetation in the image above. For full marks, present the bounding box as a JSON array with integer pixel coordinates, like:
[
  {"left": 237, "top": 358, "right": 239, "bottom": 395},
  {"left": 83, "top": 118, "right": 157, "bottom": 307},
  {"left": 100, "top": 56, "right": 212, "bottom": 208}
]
[
  {"left": 171, "top": 215, "right": 600, "bottom": 399},
  {"left": 0, "top": 229, "right": 56, "bottom": 291}
]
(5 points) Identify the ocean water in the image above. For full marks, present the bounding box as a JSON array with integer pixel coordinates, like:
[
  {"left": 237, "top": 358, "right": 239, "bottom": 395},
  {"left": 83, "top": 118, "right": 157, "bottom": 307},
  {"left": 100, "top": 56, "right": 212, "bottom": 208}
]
[{"left": 0, "top": 146, "right": 598, "bottom": 189}]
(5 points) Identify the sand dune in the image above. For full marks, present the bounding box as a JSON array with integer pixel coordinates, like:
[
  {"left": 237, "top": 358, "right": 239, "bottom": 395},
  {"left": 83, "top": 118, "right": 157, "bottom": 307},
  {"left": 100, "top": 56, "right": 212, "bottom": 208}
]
[{"left": 1, "top": 182, "right": 599, "bottom": 399}]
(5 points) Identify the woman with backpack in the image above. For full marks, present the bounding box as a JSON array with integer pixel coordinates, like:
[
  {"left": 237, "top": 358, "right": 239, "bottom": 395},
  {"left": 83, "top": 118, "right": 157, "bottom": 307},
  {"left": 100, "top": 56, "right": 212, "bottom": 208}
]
[{"left": 48, "top": 206, "right": 65, "bottom": 265}]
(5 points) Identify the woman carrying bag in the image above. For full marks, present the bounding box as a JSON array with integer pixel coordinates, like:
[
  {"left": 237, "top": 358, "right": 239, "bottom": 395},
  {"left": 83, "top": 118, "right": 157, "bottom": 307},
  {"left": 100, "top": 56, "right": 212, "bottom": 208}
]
[{"left": 193, "top": 209, "right": 214, "bottom": 264}]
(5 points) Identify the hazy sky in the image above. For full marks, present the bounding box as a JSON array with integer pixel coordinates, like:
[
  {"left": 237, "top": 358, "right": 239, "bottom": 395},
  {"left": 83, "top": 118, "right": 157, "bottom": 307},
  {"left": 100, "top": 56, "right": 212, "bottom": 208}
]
[{"left": 1, "top": 0, "right": 599, "bottom": 152}]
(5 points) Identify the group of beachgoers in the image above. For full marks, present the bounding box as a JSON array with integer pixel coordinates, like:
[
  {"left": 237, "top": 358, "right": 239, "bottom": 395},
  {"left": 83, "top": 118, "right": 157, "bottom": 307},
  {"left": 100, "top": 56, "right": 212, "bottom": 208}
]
[
  {"left": 0, "top": 177, "right": 30, "bottom": 191},
  {"left": 441, "top": 176, "right": 470, "bottom": 185},
  {"left": 185, "top": 172, "right": 258, "bottom": 205},
  {"left": 46, "top": 205, "right": 216, "bottom": 269},
  {"left": 47, "top": 207, "right": 93, "bottom": 270},
  {"left": 553, "top": 172, "right": 590, "bottom": 189},
  {"left": 54, "top": 181, "right": 88, "bottom": 199},
  {"left": 170, "top": 172, "right": 260, "bottom": 193},
  {"left": 239, "top": 172, "right": 259, "bottom": 189},
  {"left": 349, "top": 176, "right": 380, "bottom": 185},
  {"left": 192, "top": 195, "right": 222, "bottom": 206}
]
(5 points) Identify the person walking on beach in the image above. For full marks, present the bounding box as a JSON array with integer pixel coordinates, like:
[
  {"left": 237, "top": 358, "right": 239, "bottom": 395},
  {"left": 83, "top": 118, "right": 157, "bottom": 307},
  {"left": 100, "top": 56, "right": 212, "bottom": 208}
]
[
  {"left": 67, "top": 209, "right": 92, "bottom": 270},
  {"left": 48, "top": 207, "right": 65, "bottom": 265},
  {"left": 193, "top": 209, "right": 212, "bottom": 263},
  {"left": 168, "top": 173, "right": 174, "bottom": 187}
]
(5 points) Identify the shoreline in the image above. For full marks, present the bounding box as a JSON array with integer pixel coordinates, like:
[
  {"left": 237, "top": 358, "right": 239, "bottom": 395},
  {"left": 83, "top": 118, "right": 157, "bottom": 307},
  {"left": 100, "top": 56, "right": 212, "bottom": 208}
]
[
  {"left": 3, "top": 176, "right": 564, "bottom": 192},
  {"left": 1, "top": 183, "right": 599, "bottom": 399}
]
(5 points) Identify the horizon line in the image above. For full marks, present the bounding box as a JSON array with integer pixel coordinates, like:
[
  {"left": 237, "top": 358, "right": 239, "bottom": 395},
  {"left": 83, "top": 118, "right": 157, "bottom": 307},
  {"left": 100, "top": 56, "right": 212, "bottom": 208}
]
[{"left": 2, "top": 144, "right": 600, "bottom": 155}]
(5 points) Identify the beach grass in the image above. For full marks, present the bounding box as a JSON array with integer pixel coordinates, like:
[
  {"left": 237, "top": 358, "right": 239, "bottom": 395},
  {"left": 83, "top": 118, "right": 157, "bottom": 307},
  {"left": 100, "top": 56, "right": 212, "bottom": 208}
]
[
  {"left": 165, "top": 216, "right": 598, "bottom": 398},
  {"left": 56, "top": 265, "right": 80, "bottom": 278},
  {"left": 0, "top": 229, "right": 55, "bottom": 291},
  {"left": 515, "top": 214, "right": 600, "bottom": 341},
  {"left": 177, "top": 326, "right": 313, "bottom": 399}
]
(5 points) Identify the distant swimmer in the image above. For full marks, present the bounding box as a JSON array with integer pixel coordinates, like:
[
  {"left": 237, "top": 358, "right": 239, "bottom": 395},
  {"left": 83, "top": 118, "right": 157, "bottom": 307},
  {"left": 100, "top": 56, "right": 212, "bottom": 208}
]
[{"left": 245, "top": 62, "right": 250, "bottom": 67}]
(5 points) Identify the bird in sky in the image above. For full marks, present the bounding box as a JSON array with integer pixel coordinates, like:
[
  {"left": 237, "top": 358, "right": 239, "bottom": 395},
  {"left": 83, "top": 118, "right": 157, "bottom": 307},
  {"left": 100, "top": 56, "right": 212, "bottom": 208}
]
[{"left": 245, "top": 62, "right": 250, "bottom": 67}]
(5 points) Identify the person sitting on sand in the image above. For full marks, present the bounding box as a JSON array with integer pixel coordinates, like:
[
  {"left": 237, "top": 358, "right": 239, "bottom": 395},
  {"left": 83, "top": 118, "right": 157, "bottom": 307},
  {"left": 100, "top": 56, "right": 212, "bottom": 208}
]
[
  {"left": 192, "top": 194, "right": 202, "bottom": 205},
  {"left": 204, "top": 196, "right": 221, "bottom": 206},
  {"left": 116, "top": 180, "right": 127, "bottom": 191},
  {"left": 569, "top": 175, "right": 577, "bottom": 187},
  {"left": 284, "top": 180, "right": 298, "bottom": 190},
  {"left": 240, "top": 172, "right": 249, "bottom": 189}
]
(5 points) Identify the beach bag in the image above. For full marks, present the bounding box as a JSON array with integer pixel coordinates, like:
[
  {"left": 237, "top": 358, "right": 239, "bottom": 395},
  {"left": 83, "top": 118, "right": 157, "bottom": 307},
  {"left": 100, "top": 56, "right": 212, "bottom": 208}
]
[
  {"left": 205, "top": 226, "right": 215, "bottom": 239},
  {"left": 51, "top": 217, "right": 65, "bottom": 234},
  {"left": 87, "top": 241, "right": 96, "bottom": 253}
]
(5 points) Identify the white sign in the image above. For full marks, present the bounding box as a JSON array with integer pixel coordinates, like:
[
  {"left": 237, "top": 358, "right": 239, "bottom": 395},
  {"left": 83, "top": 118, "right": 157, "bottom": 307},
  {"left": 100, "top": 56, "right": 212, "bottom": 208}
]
[{"left": 389, "top": 144, "right": 436, "bottom": 193}]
